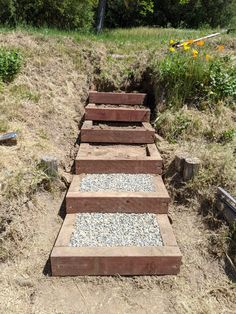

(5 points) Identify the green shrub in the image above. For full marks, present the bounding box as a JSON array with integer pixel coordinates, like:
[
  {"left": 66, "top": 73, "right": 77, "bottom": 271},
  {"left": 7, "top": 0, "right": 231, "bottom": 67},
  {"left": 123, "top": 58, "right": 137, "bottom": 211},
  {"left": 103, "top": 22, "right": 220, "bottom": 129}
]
[
  {"left": 219, "top": 129, "right": 236, "bottom": 144},
  {"left": 0, "top": 0, "right": 97, "bottom": 30},
  {"left": 154, "top": 51, "right": 209, "bottom": 109},
  {"left": 209, "top": 59, "right": 236, "bottom": 103},
  {"left": 0, "top": 48, "right": 22, "bottom": 82},
  {"left": 152, "top": 50, "right": 236, "bottom": 110}
]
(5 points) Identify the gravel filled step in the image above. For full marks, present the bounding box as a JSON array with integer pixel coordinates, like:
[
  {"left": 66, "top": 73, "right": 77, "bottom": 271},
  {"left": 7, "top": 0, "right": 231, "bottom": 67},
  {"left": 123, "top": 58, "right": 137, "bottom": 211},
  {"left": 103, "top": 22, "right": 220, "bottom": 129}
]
[
  {"left": 80, "top": 121, "right": 155, "bottom": 144},
  {"left": 85, "top": 103, "right": 150, "bottom": 122},
  {"left": 75, "top": 143, "right": 163, "bottom": 174},
  {"left": 66, "top": 174, "right": 170, "bottom": 214},
  {"left": 51, "top": 214, "right": 182, "bottom": 276},
  {"left": 70, "top": 213, "right": 164, "bottom": 247}
]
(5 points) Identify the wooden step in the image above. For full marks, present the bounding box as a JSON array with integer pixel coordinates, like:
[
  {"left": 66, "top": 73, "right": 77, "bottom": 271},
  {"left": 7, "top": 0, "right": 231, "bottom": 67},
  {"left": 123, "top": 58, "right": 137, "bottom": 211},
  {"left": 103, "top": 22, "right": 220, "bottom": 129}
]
[
  {"left": 85, "top": 104, "right": 150, "bottom": 122},
  {"left": 89, "top": 91, "right": 147, "bottom": 105},
  {"left": 80, "top": 121, "right": 155, "bottom": 144},
  {"left": 75, "top": 143, "right": 163, "bottom": 174},
  {"left": 66, "top": 174, "right": 170, "bottom": 214},
  {"left": 51, "top": 214, "right": 182, "bottom": 276}
]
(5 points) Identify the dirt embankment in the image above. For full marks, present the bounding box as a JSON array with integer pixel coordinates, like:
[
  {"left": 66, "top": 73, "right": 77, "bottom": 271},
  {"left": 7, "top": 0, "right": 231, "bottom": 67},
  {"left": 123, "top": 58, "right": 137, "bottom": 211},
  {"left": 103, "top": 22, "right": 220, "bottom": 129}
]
[{"left": 0, "top": 31, "right": 236, "bottom": 314}]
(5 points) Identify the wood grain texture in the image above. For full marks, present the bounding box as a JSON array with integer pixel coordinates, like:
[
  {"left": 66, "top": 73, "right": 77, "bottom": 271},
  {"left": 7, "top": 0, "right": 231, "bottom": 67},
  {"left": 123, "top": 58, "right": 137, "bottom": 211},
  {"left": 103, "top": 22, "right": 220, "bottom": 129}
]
[
  {"left": 89, "top": 92, "right": 147, "bottom": 105},
  {"left": 85, "top": 104, "right": 150, "bottom": 122},
  {"left": 80, "top": 122, "right": 155, "bottom": 144},
  {"left": 66, "top": 174, "right": 170, "bottom": 214},
  {"left": 75, "top": 143, "right": 163, "bottom": 174}
]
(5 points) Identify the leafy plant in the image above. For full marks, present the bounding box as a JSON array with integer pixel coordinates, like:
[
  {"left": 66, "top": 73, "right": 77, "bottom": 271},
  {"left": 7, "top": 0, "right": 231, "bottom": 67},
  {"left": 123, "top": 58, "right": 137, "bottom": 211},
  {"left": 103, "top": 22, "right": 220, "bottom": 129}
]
[
  {"left": 219, "top": 129, "right": 236, "bottom": 144},
  {"left": 156, "top": 51, "right": 209, "bottom": 108},
  {"left": 0, "top": 48, "right": 22, "bottom": 82},
  {"left": 209, "top": 60, "right": 236, "bottom": 102}
]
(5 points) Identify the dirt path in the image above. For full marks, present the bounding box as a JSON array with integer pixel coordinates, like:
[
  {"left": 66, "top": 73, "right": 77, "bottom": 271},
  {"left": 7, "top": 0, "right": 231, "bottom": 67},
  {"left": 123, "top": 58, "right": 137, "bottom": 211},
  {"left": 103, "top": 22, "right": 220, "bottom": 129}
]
[{"left": 1, "top": 191, "right": 235, "bottom": 314}]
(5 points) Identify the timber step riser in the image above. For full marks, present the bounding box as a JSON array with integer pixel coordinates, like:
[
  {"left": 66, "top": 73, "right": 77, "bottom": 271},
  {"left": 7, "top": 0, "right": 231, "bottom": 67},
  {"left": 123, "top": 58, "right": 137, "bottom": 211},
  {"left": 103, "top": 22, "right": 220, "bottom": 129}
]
[
  {"left": 81, "top": 121, "right": 155, "bottom": 144},
  {"left": 66, "top": 195, "right": 169, "bottom": 214},
  {"left": 76, "top": 160, "right": 162, "bottom": 174},
  {"left": 75, "top": 143, "right": 163, "bottom": 175},
  {"left": 66, "top": 175, "right": 170, "bottom": 214},
  {"left": 85, "top": 104, "right": 150, "bottom": 122}
]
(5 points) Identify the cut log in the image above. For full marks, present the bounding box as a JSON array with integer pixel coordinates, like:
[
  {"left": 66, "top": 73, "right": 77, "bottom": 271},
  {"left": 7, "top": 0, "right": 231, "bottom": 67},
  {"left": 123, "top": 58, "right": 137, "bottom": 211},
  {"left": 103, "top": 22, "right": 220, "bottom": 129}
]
[
  {"left": 174, "top": 152, "right": 189, "bottom": 173},
  {"left": 183, "top": 157, "right": 201, "bottom": 181},
  {"left": 40, "top": 155, "right": 58, "bottom": 177}
]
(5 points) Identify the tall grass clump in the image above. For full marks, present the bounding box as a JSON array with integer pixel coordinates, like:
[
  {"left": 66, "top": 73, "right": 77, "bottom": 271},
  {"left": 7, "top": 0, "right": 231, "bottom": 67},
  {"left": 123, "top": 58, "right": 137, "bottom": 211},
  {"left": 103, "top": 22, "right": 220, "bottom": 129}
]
[
  {"left": 152, "top": 41, "right": 236, "bottom": 110},
  {"left": 0, "top": 48, "right": 22, "bottom": 82}
]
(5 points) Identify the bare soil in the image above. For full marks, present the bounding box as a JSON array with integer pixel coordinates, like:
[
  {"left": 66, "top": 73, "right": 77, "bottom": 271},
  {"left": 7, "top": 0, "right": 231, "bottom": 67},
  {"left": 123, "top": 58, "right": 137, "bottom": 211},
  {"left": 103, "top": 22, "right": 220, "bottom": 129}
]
[{"left": 1, "top": 192, "right": 235, "bottom": 314}]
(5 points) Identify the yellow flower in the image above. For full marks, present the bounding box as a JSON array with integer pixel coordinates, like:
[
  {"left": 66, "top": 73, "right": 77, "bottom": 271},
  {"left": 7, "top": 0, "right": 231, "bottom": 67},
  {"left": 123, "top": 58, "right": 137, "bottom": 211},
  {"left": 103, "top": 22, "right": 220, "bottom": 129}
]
[
  {"left": 192, "top": 49, "right": 198, "bottom": 58},
  {"left": 205, "top": 54, "right": 211, "bottom": 61},
  {"left": 169, "top": 39, "right": 175, "bottom": 45},
  {"left": 187, "top": 39, "right": 194, "bottom": 45},
  {"left": 169, "top": 47, "right": 175, "bottom": 53},
  {"left": 183, "top": 42, "right": 190, "bottom": 51},
  {"left": 217, "top": 45, "right": 225, "bottom": 51},
  {"left": 196, "top": 40, "right": 205, "bottom": 46}
]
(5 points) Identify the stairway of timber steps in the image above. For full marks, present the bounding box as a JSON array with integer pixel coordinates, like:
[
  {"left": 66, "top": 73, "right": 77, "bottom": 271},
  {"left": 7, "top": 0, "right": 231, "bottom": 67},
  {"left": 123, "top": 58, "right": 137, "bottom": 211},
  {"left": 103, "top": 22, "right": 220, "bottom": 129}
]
[{"left": 50, "top": 91, "right": 182, "bottom": 276}]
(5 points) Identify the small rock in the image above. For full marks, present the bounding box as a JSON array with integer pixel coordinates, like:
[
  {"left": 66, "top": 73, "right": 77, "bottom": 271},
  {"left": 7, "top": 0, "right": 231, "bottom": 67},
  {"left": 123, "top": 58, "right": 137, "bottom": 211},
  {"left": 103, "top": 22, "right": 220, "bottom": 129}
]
[{"left": 15, "top": 277, "right": 34, "bottom": 288}]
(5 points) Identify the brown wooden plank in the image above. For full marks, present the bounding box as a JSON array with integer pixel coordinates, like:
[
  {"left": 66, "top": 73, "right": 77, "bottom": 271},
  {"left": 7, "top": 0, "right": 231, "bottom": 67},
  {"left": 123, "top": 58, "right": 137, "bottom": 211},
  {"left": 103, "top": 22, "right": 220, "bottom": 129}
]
[
  {"left": 80, "top": 122, "right": 155, "bottom": 144},
  {"left": 66, "top": 174, "right": 170, "bottom": 214},
  {"left": 66, "top": 194, "right": 169, "bottom": 214},
  {"left": 75, "top": 143, "right": 162, "bottom": 174},
  {"left": 85, "top": 104, "right": 150, "bottom": 122},
  {"left": 76, "top": 159, "right": 162, "bottom": 174},
  {"left": 89, "top": 92, "right": 147, "bottom": 105},
  {"left": 157, "top": 215, "right": 178, "bottom": 247},
  {"left": 51, "top": 247, "right": 181, "bottom": 276}
]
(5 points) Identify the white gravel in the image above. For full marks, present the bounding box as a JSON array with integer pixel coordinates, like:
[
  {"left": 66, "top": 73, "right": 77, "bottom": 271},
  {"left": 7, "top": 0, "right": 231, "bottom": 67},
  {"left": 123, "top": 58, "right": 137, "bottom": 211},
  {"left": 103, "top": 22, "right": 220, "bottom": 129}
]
[
  {"left": 70, "top": 213, "right": 163, "bottom": 247},
  {"left": 79, "top": 174, "right": 156, "bottom": 192}
]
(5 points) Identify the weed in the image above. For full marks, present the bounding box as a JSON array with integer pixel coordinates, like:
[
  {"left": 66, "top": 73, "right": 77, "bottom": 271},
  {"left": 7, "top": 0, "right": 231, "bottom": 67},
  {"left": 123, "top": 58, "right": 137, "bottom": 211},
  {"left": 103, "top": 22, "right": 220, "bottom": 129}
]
[
  {"left": 209, "top": 59, "right": 236, "bottom": 105},
  {"left": 0, "top": 119, "right": 8, "bottom": 132},
  {"left": 219, "top": 129, "right": 236, "bottom": 144},
  {"left": 0, "top": 48, "right": 22, "bottom": 82},
  {"left": 10, "top": 84, "right": 40, "bottom": 102}
]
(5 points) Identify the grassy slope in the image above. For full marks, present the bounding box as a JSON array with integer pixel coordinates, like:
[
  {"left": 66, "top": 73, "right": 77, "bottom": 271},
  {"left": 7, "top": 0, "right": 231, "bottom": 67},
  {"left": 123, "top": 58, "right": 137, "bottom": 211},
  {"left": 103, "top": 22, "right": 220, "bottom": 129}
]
[{"left": 0, "top": 27, "right": 235, "bottom": 313}]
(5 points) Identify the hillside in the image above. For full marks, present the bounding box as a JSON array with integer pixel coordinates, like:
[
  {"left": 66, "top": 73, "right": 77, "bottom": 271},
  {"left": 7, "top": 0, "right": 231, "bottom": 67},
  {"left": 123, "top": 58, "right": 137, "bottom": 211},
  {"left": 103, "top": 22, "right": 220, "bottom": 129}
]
[{"left": 0, "top": 27, "right": 236, "bottom": 313}]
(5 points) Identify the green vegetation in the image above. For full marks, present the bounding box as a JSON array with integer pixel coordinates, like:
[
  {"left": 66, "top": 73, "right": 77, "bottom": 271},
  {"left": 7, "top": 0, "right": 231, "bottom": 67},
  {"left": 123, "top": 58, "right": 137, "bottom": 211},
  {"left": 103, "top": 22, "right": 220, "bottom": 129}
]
[
  {"left": 152, "top": 47, "right": 236, "bottom": 109},
  {"left": 0, "top": 48, "right": 22, "bottom": 82},
  {"left": 0, "top": 0, "right": 97, "bottom": 30},
  {"left": 0, "top": 0, "right": 235, "bottom": 30}
]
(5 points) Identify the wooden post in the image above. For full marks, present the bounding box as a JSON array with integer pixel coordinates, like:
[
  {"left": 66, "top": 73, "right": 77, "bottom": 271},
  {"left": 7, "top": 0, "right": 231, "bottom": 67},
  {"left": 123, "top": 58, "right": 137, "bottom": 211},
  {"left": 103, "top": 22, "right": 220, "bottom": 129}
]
[
  {"left": 183, "top": 157, "right": 201, "bottom": 181},
  {"left": 40, "top": 155, "right": 58, "bottom": 177},
  {"left": 174, "top": 152, "right": 189, "bottom": 174}
]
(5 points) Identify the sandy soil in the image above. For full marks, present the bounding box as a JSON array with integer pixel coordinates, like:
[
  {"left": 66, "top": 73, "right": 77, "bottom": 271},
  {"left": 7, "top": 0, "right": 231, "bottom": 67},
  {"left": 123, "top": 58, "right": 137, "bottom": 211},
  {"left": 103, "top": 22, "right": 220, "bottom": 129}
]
[{"left": 1, "top": 191, "right": 235, "bottom": 314}]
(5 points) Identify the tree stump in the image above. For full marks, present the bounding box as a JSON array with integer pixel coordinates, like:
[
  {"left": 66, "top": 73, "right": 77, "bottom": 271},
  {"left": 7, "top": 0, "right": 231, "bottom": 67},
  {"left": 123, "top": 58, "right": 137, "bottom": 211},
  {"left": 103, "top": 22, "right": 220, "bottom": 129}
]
[
  {"left": 40, "top": 155, "right": 58, "bottom": 177},
  {"left": 174, "top": 152, "right": 189, "bottom": 173},
  {"left": 183, "top": 157, "right": 201, "bottom": 181}
]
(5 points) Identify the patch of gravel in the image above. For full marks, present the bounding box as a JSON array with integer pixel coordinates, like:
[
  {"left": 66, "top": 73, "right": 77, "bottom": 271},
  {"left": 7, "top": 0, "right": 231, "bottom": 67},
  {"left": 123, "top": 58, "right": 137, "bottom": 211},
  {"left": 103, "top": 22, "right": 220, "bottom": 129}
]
[
  {"left": 79, "top": 174, "right": 156, "bottom": 192},
  {"left": 70, "top": 213, "right": 163, "bottom": 247}
]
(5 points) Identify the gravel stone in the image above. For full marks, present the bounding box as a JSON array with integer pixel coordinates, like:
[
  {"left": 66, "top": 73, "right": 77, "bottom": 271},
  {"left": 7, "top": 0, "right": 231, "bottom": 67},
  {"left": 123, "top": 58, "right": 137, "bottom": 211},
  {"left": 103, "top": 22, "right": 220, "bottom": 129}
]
[
  {"left": 79, "top": 174, "right": 156, "bottom": 192},
  {"left": 70, "top": 213, "right": 163, "bottom": 247}
]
